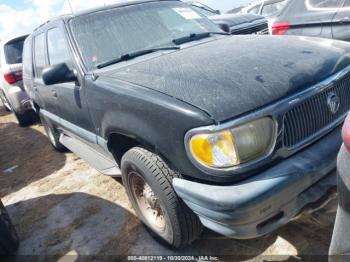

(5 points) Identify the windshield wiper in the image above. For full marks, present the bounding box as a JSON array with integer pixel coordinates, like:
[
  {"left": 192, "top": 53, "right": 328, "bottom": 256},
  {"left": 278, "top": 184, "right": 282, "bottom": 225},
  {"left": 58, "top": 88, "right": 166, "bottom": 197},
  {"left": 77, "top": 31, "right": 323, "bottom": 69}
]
[
  {"left": 96, "top": 46, "right": 180, "bottom": 69},
  {"left": 172, "top": 32, "right": 229, "bottom": 45}
]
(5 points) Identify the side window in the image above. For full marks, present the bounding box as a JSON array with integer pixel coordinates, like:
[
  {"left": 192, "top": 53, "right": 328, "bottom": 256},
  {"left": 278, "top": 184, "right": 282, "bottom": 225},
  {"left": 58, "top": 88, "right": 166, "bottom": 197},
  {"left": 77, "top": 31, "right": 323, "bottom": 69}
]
[
  {"left": 22, "top": 37, "right": 33, "bottom": 78},
  {"left": 248, "top": 5, "right": 261, "bottom": 14},
  {"left": 261, "top": 0, "right": 287, "bottom": 16},
  {"left": 34, "top": 33, "right": 46, "bottom": 78},
  {"left": 47, "top": 27, "right": 71, "bottom": 65},
  {"left": 307, "top": 0, "right": 343, "bottom": 8}
]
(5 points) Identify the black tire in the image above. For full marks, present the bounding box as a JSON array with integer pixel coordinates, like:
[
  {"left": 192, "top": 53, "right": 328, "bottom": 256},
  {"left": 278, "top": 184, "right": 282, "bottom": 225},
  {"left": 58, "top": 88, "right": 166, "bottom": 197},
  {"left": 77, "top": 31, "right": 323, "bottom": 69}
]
[
  {"left": 0, "top": 201, "right": 19, "bottom": 255},
  {"left": 121, "top": 147, "right": 202, "bottom": 248},
  {"left": 14, "top": 110, "right": 37, "bottom": 127},
  {"left": 40, "top": 113, "right": 67, "bottom": 152}
]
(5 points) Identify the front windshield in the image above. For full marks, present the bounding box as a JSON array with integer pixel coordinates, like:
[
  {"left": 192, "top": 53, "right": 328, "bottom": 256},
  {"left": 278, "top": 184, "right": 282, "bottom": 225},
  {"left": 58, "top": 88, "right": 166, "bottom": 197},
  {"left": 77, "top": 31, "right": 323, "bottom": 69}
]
[{"left": 70, "top": 1, "right": 221, "bottom": 70}]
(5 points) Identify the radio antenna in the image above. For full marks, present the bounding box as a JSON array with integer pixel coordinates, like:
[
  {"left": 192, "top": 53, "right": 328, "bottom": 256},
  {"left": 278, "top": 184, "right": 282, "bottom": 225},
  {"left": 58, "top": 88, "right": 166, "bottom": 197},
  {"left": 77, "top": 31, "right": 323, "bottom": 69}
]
[{"left": 67, "top": 0, "right": 74, "bottom": 13}]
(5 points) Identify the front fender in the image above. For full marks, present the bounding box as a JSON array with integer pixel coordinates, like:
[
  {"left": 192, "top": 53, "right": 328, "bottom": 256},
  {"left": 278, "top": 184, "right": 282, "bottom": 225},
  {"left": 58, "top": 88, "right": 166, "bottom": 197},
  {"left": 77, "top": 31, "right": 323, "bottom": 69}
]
[{"left": 85, "top": 77, "right": 217, "bottom": 181}]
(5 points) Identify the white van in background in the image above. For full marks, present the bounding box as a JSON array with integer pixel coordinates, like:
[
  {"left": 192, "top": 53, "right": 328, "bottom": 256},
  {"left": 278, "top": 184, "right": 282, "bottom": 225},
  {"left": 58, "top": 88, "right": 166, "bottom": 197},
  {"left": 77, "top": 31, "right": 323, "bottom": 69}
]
[{"left": 0, "top": 34, "right": 36, "bottom": 126}]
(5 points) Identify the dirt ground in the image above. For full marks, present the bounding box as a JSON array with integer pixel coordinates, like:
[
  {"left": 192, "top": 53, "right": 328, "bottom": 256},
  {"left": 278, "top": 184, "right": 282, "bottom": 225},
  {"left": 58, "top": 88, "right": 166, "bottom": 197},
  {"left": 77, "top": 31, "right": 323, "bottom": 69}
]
[{"left": 0, "top": 104, "right": 339, "bottom": 261}]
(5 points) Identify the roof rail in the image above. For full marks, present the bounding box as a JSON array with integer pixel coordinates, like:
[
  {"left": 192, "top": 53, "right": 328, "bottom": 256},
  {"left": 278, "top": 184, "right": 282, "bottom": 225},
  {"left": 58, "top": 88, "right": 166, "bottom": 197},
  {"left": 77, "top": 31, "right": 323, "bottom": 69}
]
[{"left": 33, "top": 20, "right": 51, "bottom": 32}]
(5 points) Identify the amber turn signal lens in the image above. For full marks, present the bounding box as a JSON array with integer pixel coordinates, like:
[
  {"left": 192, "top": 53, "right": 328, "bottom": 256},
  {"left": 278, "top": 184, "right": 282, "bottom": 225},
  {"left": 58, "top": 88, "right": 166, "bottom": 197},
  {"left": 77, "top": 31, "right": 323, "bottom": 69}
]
[{"left": 190, "top": 130, "right": 239, "bottom": 168}]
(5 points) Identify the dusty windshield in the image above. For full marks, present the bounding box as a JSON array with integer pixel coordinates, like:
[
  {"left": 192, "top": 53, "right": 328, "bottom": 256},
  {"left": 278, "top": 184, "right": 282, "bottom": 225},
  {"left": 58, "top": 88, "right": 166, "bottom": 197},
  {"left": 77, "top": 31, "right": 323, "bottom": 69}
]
[{"left": 70, "top": 1, "right": 221, "bottom": 70}]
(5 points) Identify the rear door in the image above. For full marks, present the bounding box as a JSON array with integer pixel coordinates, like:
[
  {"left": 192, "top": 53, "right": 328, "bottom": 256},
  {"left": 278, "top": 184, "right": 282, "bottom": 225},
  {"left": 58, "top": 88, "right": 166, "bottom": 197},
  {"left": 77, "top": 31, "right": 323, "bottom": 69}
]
[
  {"left": 332, "top": 0, "right": 350, "bottom": 41},
  {"left": 22, "top": 36, "right": 34, "bottom": 99},
  {"left": 33, "top": 31, "right": 60, "bottom": 117}
]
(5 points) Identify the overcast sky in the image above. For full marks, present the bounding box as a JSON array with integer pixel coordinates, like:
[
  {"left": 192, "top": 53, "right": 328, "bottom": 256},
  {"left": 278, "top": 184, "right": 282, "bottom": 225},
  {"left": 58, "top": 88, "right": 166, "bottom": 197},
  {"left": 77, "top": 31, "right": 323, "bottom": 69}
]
[{"left": 0, "top": 0, "right": 253, "bottom": 39}]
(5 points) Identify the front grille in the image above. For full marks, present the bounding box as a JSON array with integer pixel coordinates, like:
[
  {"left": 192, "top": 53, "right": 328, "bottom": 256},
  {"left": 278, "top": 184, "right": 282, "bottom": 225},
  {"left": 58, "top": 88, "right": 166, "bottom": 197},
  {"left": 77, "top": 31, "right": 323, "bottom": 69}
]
[
  {"left": 284, "top": 73, "right": 350, "bottom": 148},
  {"left": 232, "top": 22, "right": 269, "bottom": 35}
]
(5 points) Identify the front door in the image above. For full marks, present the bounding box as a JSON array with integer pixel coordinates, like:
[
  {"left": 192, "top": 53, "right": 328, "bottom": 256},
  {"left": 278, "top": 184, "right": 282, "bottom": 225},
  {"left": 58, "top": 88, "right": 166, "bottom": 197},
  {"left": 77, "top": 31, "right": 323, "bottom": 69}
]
[{"left": 45, "top": 22, "right": 96, "bottom": 144}]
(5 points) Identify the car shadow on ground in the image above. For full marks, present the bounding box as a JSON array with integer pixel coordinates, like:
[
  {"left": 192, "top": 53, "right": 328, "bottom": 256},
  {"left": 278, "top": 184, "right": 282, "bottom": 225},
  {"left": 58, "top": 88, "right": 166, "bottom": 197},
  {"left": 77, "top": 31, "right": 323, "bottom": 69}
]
[
  {"left": 6, "top": 192, "right": 142, "bottom": 257},
  {"left": 5, "top": 190, "right": 336, "bottom": 259},
  {"left": 0, "top": 121, "right": 66, "bottom": 198}
]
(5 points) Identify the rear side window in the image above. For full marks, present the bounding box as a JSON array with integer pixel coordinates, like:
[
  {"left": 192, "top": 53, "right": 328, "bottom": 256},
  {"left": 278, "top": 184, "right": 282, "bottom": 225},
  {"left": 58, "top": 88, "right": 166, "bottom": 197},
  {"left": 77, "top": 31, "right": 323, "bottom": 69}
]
[
  {"left": 34, "top": 33, "right": 46, "bottom": 78},
  {"left": 261, "top": 0, "right": 287, "bottom": 16},
  {"left": 4, "top": 39, "right": 25, "bottom": 64},
  {"left": 22, "top": 37, "right": 33, "bottom": 78},
  {"left": 248, "top": 5, "right": 261, "bottom": 14},
  {"left": 47, "top": 28, "right": 71, "bottom": 65},
  {"left": 307, "top": 0, "right": 343, "bottom": 8}
]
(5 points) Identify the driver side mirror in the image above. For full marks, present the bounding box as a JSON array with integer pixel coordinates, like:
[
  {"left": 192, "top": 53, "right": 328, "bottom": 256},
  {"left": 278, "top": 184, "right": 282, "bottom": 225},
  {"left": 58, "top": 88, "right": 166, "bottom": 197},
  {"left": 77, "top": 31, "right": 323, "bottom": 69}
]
[
  {"left": 42, "top": 63, "right": 77, "bottom": 86},
  {"left": 215, "top": 10, "right": 221, "bottom": 15}
]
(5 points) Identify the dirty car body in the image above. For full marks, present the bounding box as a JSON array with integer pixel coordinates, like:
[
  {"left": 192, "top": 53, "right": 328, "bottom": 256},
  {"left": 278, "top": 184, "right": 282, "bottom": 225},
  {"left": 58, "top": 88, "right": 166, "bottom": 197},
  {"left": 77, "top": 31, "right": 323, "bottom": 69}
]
[{"left": 23, "top": 0, "right": 349, "bottom": 246}]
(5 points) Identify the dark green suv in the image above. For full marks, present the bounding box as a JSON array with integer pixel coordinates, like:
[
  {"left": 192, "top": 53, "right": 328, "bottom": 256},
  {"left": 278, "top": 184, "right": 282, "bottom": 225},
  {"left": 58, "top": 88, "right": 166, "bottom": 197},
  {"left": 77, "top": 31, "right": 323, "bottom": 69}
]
[{"left": 23, "top": 0, "right": 349, "bottom": 248}]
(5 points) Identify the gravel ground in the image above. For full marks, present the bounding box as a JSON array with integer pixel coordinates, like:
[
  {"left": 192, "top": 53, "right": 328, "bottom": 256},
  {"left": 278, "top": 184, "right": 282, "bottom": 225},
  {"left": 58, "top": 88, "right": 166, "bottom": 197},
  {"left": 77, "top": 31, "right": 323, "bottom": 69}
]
[{"left": 0, "top": 104, "right": 338, "bottom": 261}]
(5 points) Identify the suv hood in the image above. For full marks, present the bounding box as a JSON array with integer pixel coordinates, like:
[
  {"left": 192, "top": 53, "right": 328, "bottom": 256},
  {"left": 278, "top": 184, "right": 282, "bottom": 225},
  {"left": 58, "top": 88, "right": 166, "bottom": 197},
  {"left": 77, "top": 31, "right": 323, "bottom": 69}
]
[
  {"left": 209, "top": 13, "right": 266, "bottom": 28},
  {"left": 103, "top": 35, "right": 350, "bottom": 122}
]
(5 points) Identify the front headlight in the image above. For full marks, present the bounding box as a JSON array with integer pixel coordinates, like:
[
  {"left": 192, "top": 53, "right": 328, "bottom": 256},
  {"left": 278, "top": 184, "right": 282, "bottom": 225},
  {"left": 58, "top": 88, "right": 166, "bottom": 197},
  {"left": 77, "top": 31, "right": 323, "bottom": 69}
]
[{"left": 188, "top": 117, "right": 276, "bottom": 169}]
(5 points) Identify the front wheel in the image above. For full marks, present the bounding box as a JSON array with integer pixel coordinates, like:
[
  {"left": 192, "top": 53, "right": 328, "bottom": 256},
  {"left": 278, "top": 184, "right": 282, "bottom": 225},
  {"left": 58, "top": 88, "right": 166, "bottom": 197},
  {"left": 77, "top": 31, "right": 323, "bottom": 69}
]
[{"left": 121, "top": 147, "right": 202, "bottom": 248}]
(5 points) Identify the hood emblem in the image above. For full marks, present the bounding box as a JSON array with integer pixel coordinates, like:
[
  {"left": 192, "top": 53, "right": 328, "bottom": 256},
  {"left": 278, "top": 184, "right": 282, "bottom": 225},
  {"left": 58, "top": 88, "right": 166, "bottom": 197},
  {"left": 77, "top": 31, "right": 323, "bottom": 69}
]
[{"left": 327, "top": 92, "right": 340, "bottom": 114}]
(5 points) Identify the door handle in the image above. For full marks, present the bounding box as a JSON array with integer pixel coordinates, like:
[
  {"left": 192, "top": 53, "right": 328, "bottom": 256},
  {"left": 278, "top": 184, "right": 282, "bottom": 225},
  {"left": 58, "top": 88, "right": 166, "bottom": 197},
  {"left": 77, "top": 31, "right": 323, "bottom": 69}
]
[
  {"left": 52, "top": 90, "right": 58, "bottom": 98},
  {"left": 33, "top": 85, "right": 38, "bottom": 92}
]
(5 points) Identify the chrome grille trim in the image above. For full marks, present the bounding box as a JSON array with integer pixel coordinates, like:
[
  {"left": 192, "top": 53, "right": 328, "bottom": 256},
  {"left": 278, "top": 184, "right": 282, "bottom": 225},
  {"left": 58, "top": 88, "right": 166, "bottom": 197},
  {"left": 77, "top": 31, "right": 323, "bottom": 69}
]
[{"left": 284, "top": 70, "right": 350, "bottom": 148}]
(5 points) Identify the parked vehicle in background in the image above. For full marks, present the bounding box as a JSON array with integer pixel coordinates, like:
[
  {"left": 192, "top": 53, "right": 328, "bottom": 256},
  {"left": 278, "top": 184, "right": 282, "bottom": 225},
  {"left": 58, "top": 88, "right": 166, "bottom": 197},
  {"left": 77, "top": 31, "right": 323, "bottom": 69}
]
[
  {"left": 0, "top": 35, "right": 36, "bottom": 126},
  {"left": 272, "top": 0, "right": 350, "bottom": 41},
  {"left": 330, "top": 114, "right": 350, "bottom": 256},
  {"left": 24, "top": 0, "right": 349, "bottom": 248},
  {"left": 0, "top": 200, "right": 19, "bottom": 255},
  {"left": 241, "top": 0, "right": 288, "bottom": 18},
  {"left": 187, "top": 1, "right": 269, "bottom": 34},
  {"left": 227, "top": 6, "right": 244, "bottom": 14},
  {"left": 241, "top": 0, "right": 288, "bottom": 33}
]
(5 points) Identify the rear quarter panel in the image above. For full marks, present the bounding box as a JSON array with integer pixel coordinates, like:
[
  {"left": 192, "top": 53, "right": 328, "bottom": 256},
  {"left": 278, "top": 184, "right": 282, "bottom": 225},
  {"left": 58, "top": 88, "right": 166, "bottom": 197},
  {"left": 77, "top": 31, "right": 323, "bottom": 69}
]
[{"left": 277, "top": 0, "right": 337, "bottom": 38}]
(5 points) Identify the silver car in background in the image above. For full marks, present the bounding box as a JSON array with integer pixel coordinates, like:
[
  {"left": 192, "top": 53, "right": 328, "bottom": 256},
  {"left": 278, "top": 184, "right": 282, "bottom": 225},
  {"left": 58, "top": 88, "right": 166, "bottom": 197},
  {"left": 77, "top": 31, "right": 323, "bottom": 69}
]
[{"left": 0, "top": 34, "right": 36, "bottom": 126}]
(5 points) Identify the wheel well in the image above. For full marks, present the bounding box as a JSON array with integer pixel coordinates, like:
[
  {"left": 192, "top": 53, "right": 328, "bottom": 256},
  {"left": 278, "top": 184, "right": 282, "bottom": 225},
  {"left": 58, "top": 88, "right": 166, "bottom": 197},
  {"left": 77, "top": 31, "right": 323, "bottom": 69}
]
[
  {"left": 108, "top": 133, "right": 179, "bottom": 175},
  {"left": 108, "top": 133, "right": 143, "bottom": 166}
]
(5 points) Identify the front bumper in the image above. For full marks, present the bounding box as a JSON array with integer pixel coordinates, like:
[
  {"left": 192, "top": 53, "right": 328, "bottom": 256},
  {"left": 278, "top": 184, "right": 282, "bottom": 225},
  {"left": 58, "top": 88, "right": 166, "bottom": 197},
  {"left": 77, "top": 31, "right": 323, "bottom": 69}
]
[{"left": 173, "top": 126, "right": 341, "bottom": 239}]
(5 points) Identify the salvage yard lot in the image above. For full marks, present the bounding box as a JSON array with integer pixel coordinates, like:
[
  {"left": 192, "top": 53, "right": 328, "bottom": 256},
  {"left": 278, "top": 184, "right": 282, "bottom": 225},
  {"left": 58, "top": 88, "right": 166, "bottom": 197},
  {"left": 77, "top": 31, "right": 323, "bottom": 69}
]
[{"left": 0, "top": 104, "right": 338, "bottom": 259}]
